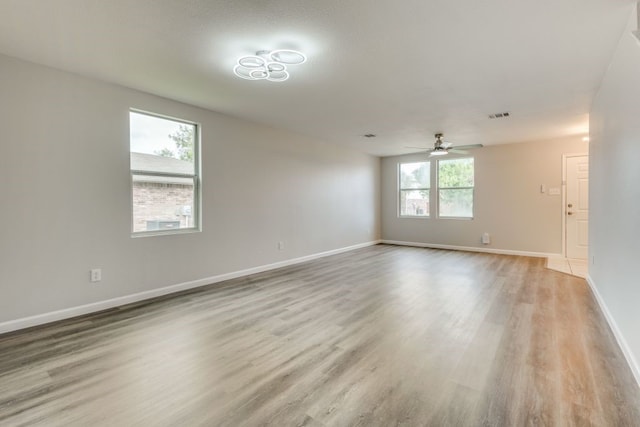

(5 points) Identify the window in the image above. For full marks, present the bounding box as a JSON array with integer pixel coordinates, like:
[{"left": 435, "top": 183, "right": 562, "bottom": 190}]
[
  {"left": 438, "top": 157, "right": 474, "bottom": 218},
  {"left": 129, "top": 110, "right": 200, "bottom": 235},
  {"left": 399, "top": 161, "right": 430, "bottom": 217}
]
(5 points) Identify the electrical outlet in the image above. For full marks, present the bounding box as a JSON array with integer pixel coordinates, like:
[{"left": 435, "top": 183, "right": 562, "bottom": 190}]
[
  {"left": 481, "top": 232, "right": 491, "bottom": 245},
  {"left": 90, "top": 268, "right": 102, "bottom": 282}
]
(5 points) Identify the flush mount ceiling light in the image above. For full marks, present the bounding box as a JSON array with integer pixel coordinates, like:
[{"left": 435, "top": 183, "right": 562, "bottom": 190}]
[{"left": 234, "top": 49, "right": 306, "bottom": 82}]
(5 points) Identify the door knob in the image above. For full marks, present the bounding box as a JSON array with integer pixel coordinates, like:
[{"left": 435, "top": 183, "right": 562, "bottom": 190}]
[
  {"left": 567, "top": 212, "right": 574, "bottom": 215},
  {"left": 568, "top": 203, "right": 573, "bottom": 208}
]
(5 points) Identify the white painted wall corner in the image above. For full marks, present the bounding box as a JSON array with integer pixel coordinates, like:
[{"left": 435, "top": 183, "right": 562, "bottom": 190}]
[{"left": 586, "top": 275, "right": 640, "bottom": 389}]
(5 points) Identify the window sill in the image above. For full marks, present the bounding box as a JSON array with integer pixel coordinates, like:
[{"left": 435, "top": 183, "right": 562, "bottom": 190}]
[{"left": 131, "top": 227, "right": 201, "bottom": 238}]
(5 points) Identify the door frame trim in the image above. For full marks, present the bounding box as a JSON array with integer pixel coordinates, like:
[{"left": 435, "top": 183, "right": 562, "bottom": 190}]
[{"left": 562, "top": 153, "right": 588, "bottom": 258}]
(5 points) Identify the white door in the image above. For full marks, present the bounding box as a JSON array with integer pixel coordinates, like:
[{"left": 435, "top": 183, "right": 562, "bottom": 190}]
[{"left": 566, "top": 155, "right": 589, "bottom": 259}]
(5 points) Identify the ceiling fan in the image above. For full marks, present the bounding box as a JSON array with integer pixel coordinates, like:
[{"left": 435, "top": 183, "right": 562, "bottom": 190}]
[{"left": 407, "top": 133, "right": 483, "bottom": 157}]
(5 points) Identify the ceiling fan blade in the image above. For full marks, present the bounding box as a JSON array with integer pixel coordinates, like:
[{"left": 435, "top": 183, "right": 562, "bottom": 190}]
[
  {"left": 448, "top": 149, "right": 469, "bottom": 154},
  {"left": 404, "top": 146, "right": 430, "bottom": 149},
  {"left": 452, "top": 144, "right": 483, "bottom": 150},
  {"left": 442, "top": 142, "right": 453, "bottom": 148}
]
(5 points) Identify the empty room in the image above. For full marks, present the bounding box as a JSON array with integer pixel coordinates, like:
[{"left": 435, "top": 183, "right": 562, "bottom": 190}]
[{"left": 1, "top": 1, "right": 640, "bottom": 426}]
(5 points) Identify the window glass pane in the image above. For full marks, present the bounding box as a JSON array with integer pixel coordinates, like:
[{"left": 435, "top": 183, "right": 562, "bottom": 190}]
[
  {"left": 132, "top": 174, "right": 196, "bottom": 232},
  {"left": 129, "top": 110, "right": 199, "bottom": 234},
  {"left": 439, "top": 188, "right": 473, "bottom": 217},
  {"left": 130, "top": 111, "right": 195, "bottom": 174},
  {"left": 400, "top": 190, "right": 429, "bottom": 216},
  {"left": 400, "top": 162, "right": 430, "bottom": 189},
  {"left": 438, "top": 158, "right": 473, "bottom": 188}
]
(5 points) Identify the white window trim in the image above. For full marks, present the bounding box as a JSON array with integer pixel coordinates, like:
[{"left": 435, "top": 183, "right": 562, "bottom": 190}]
[
  {"left": 129, "top": 109, "right": 202, "bottom": 237},
  {"left": 436, "top": 157, "right": 475, "bottom": 220},
  {"left": 398, "top": 161, "right": 431, "bottom": 218}
]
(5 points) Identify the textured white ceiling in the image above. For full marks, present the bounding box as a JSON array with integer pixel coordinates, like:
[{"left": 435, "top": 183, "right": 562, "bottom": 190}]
[{"left": 0, "top": 0, "right": 633, "bottom": 156}]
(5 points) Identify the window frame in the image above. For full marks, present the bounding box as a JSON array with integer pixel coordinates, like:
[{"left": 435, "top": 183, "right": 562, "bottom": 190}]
[
  {"left": 398, "top": 161, "right": 431, "bottom": 218},
  {"left": 436, "top": 156, "right": 474, "bottom": 220},
  {"left": 129, "top": 109, "right": 202, "bottom": 237}
]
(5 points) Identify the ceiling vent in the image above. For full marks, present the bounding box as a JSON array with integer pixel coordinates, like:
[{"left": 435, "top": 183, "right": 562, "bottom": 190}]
[{"left": 488, "top": 112, "right": 510, "bottom": 119}]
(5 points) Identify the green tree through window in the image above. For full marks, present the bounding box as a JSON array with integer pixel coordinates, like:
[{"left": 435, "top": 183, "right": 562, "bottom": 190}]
[
  {"left": 155, "top": 124, "right": 194, "bottom": 162},
  {"left": 438, "top": 158, "right": 474, "bottom": 218}
]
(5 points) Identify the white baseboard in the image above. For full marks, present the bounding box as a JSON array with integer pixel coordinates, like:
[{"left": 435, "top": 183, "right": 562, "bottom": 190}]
[
  {"left": 381, "top": 239, "right": 560, "bottom": 258},
  {"left": 0, "top": 240, "right": 382, "bottom": 335},
  {"left": 586, "top": 275, "right": 640, "bottom": 389}
]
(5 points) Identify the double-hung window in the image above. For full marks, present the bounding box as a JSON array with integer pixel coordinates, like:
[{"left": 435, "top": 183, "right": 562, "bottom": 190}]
[
  {"left": 437, "top": 157, "right": 474, "bottom": 218},
  {"left": 399, "top": 161, "right": 430, "bottom": 217},
  {"left": 129, "top": 110, "right": 200, "bottom": 235}
]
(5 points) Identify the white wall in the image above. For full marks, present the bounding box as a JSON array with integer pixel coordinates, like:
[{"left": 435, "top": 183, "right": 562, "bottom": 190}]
[
  {"left": 589, "top": 6, "right": 640, "bottom": 382},
  {"left": 381, "top": 137, "right": 587, "bottom": 255},
  {"left": 0, "top": 54, "right": 381, "bottom": 325}
]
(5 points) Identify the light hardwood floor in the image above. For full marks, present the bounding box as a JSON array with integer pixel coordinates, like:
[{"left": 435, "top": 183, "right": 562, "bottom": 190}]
[{"left": 1, "top": 244, "right": 639, "bottom": 426}]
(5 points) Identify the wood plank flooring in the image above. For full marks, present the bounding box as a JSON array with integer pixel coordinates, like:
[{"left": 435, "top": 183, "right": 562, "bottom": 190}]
[{"left": 1, "top": 244, "right": 639, "bottom": 426}]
